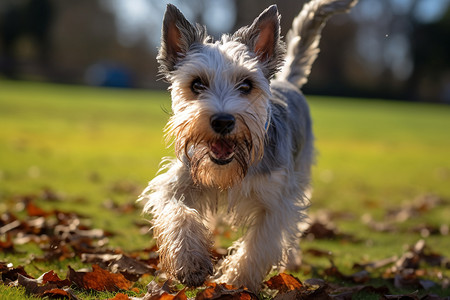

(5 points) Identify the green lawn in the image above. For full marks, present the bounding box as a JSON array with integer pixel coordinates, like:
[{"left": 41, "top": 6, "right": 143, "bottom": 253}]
[{"left": 1, "top": 80, "right": 449, "bottom": 299}]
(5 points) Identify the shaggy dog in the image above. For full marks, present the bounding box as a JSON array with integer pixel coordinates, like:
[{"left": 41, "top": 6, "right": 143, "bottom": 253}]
[{"left": 139, "top": 0, "right": 357, "bottom": 292}]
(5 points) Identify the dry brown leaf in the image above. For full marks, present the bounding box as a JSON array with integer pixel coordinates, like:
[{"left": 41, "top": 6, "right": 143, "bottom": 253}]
[
  {"left": 81, "top": 253, "right": 156, "bottom": 281},
  {"left": 353, "top": 255, "right": 398, "bottom": 271},
  {"left": 196, "top": 282, "right": 258, "bottom": 300},
  {"left": 286, "top": 278, "right": 332, "bottom": 300},
  {"left": 0, "top": 234, "right": 15, "bottom": 253},
  {"left": 159, "top": 290, "right": 187, "bottom": 300},
  {"left": 138, "top": 281, "right": 187, "bottom": 300},
  {"left": 43, "top": 288, "right": 78, "bottom": 299},
  {"left": 68, "top": 264, "right": 132, "bottom": 291},
  {"left": 324, "top": 260, "right": 371, "bottom": 284},
  {"left": 265, "top": 273, "right": 302, "bottom": 293},
  {"left": 40, "top": 270, "right": 71, "bottom": 287},
  {"left": 303, "top": 215, "right": 357, "bottom": 242},
  {"left": 394, "top": 270, "right": 421, "bottom": 290},
  {"left": 109, "top": 293, "right": 132, "bottom": 300},
  {"left": 305, "top": 248, "right": 333, "bottom": 258},
  {"left": 0, "top": 262, "right": 32, "bottom": 284},
  {"left": 18, "top": 274, "right": 79, "bottom": 299},
  {"left": 304, "top": 220, "right": 337, "bottom": 239},
  {"left": 26, "top": 201, "right": 52, "bottom": 217}
]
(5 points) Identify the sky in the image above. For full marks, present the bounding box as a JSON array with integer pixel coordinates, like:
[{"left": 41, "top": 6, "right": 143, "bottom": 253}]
[
  {"left": 102, "top": 0, "right": 449, "bottom": 49},
  {"left": 100, "top": 0, "right": 236, "bottom": 48},
  {"left": 101, "top": 0, "right": 450, "bottom": 81}
]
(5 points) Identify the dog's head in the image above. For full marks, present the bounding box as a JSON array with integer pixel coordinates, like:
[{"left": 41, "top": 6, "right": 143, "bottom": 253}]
[{"left": 158, "top": 4, "right": 285, "bottom": 189}]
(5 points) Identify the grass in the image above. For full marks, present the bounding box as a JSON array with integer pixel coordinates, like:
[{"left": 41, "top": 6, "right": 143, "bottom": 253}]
[
  {"left": 0, "top": 80, "right": 172, "bottom": 251},
  {"left": 1, "top": 80, "right": 449, "bottom": 298},
  {"left": 310, "top": 96, "right": 450, "bottom": 256}
]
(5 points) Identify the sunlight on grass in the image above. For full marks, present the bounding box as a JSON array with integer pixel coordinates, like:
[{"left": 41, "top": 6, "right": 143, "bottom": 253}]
[{"left": 1, "top": 80, "right": 450, "bottom": 299}]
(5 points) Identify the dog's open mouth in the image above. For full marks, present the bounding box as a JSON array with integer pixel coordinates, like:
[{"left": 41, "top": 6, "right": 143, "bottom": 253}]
[{"left": 209, "top": 139, "right": 235, "bottom": 165}]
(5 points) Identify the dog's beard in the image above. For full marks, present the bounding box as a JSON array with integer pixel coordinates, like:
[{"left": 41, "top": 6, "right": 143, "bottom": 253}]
[
  {"left": 189, "top": 138, "right": 251, "bottom": 190},
  {"left": 168, "top": 114, "right": 264, "bottom": 190}
]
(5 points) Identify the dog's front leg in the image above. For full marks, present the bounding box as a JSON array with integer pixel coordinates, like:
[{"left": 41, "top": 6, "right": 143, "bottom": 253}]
[
  {"left": 217, "top": 206, "right": 292, "bottom": 292},
  {"left": 150, "top": 194, "right": 213, "bottom": 287}
]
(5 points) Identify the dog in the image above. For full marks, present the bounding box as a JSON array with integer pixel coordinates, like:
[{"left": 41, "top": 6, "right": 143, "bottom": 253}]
[{"left": 139, "top": 0, "right": 357, "bottom": 293}]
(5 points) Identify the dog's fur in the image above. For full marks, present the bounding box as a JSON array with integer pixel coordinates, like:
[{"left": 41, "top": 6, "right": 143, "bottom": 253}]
[{"left": 139, "top": 0, "right": 357, "bottom": 292}]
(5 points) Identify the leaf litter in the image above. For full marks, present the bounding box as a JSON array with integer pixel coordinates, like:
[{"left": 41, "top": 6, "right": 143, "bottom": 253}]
[{"left": 1, "top": 192, "right": 450, "bottom": 299}]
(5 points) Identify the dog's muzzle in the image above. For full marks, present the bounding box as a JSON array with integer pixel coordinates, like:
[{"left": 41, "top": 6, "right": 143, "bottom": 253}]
[{"left": 209, "top": 114, "right": 236, "bottom": 165}]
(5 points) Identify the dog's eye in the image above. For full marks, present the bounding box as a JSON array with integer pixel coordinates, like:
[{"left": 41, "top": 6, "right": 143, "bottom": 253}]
[
  {"left": 237, "top": 80, "right": 252, "bottom": 95},
  {"left": 191, "top": 78, "right": 207, "bottom": 94}
]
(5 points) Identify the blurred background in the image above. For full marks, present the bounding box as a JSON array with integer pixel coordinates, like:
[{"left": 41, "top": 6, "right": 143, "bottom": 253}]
[{"left": 0, "top": 0, "right": 449, "bottom": 103}]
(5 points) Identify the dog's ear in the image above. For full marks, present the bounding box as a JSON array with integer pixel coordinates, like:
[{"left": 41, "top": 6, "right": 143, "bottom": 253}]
[
  {"left": 233, "top": 5, "right": 285, "bottom": 79},
  {"left": 158, "top": 4, "right": 208, "bottom": 76}
]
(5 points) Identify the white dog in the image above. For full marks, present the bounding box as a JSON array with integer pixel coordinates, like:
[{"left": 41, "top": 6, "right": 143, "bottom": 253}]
[{"left": 139, "top": 0, "right": 357, "bottom": 292}]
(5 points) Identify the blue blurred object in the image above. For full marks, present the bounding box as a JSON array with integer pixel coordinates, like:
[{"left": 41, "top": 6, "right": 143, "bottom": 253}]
[{"left": 84, "top": 62, "right": 134, "bottom": 88}]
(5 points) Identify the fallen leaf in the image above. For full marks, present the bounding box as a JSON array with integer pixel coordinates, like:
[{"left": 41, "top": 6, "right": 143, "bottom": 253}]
[
  {"left": 0, "top": 234, "right": 15, "bottom": 253},
  {"left": 265, "top": 273, "right": 302, "bottom": 293},
  {"left": 137, "top": 281, "right": 187, "bottom": 300},
  {"left": 68, "top": 264, "right": 132, "bottom": 291},
  {"left": 40, "top": 270, "right": 71, "bottom": 287},
  {"left": 0, "top": 213, "right": 21, "bottom": 234},
  {"left": 386, "top": 194, "right": 446, "bottom": 224},
  {"left": 410, "top": 223, "right": 448, "bottom": 237},
  {"left": 0, "top": 262, "right": 32, "bottom": 284},
  {"left": 361, "top": 213, "right": 397, "bottom": 233},
  {"left": 349, "top": 270, "right": 371, "bottom": 283},
  {"left": 40, "top": 186, "right": 64, "bottom": 202},
  {"left": 353, "top": 255, "right": 398, "bottom": 271},
  {"left": 305, "top": 248, "right": 333, "bottom": 258},
  {"left": 292, "top": 278, "right": 331, "bottom": 300},
  {"left": 109, "top": 293, "right": 132, "bottom": 300},
  {"left": 265, "top": 274, "right": 311, "bottom": 300},
  {"left": 42, "top": 288, "right": 78, "bottom": 298},
  {"left": 196, "top": 282, "right": 258, "bottom": 300},
  {"left": 394, "top": 270, "right": 420, "bottom": 289},
  {"left": 41, "top": 238, "right": 75, "bottom": 261},
  {"left": 390, "top": 240, "right": 450, "bottom": 274},
  {"left": 81, "top": 253, "right": 156, "bottom": 281},
  {"left": 304, "top": 220, "right": 337, "bottom": 240},
  {"left": 26, "top": 201, "right": 52, "bottom": 217},
  {"left": 324, "top": 260, "right": 371, "bottom": 284},
  {"left": 303, "top": 214, "right": 357, "bottom": 242},
  {"left": 18, "top": 274, "right": 79, "bottom": 299},
  {"left": 155, "top": 290, "right": 187, "bottom": 300}
]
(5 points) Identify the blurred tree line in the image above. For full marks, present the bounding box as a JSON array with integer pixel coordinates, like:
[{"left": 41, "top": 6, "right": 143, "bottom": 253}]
[{"left": 0, "top": 0, "right": 449, "bottom": 102}]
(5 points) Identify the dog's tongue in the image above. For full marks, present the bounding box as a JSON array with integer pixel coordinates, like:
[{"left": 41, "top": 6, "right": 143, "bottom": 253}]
[{"left": 210, "top": 140, "right": 234, "bottom": 160}]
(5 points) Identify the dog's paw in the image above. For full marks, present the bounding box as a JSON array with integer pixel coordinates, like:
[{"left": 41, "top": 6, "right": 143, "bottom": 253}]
[{"left": 175, "top": 256, "right": 213, "bottom": 287}]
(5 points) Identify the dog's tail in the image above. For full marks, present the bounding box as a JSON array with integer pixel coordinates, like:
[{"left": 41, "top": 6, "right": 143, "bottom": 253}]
[{"left": 277, "top": 0, "right": 357, "bottom": 89}]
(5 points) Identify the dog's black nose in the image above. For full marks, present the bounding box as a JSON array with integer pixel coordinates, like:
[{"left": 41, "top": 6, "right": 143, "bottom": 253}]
[{"left": 210, "top": 113, "right": 235, "bottom": 135}]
